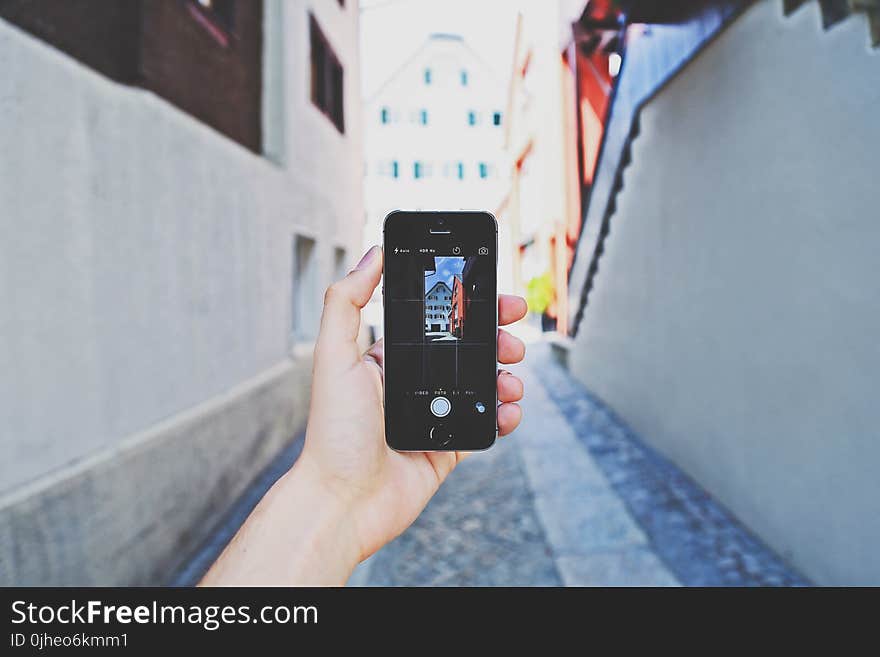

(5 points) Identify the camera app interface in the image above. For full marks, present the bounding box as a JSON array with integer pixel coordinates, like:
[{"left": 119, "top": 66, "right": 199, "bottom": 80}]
[{"left": 385, "top": 217, "right": 496, "bottom": 450}]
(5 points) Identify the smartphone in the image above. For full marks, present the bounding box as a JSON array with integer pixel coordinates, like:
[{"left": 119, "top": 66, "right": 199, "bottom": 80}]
[{"left": 383, "top": 210, "right": 498, "bottom": 451}]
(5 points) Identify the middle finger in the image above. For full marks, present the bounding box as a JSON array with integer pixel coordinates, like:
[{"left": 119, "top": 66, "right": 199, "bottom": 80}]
[{"left": 498, "top": 329, "right": 526, "bottom": 364}]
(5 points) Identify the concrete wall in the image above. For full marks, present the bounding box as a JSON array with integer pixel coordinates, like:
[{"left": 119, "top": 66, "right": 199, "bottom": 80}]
[
  {"left": 0, "top": 0, "right": 363, "bottom": 584},
  {"left": 569, "top": 1, "right": 880, "bottom": 585}
]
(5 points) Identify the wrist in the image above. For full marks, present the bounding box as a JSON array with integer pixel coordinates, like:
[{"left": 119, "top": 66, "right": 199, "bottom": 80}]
[
  {"left": 201, "top": 455, "right": 361, "bottom": 586},
  {"left": 272, "top": 456, "right": 363, "bottom": 584}
]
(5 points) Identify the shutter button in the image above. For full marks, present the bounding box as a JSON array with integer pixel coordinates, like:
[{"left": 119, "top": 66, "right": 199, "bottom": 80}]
[{"left": 430, "top": 396, "right": 451, "bottom": 418}]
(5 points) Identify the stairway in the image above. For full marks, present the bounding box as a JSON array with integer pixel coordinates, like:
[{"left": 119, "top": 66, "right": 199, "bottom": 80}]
[
  {"left": 568, "top": 0, "right": 878, "bottom": 337},
  {"left": 785, "top": 0, "right": 879, "bottom": 47}
]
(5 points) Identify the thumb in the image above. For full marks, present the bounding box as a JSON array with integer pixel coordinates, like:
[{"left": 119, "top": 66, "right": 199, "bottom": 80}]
[{"left": 314, "top": 245, "right": 383, "bottom": 370}]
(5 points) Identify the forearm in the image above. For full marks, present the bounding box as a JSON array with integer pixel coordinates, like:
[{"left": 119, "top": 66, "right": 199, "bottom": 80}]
[{"left": 200, "top": 458, "right": 361, "bottom": 586}]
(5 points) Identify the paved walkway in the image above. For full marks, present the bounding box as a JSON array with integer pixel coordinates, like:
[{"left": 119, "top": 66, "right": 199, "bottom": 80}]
[
  {"left": 351, "top": 343, "right": 807, "bottom": 586},
  {"left": 175, "top": 342, "right": 807, "bottom": 586}
]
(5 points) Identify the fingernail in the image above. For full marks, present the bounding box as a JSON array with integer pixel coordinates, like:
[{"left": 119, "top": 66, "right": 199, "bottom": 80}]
[{"left": 354, "top": 246, "right": 378, "bottom": 271}]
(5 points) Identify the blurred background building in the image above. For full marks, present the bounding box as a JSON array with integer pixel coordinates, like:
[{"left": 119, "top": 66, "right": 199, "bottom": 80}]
[
  {"left": 0, "top": 0, "right": 363, "bottom": 585},
  {"left": 497, "top": 0, "right": 587, "bottom": 334},
  {"left": 361, "top": 30, "right": 509, "bottom": 331},
  {"left": 362, "top": 33, "right": 508, "bottom": 223}
]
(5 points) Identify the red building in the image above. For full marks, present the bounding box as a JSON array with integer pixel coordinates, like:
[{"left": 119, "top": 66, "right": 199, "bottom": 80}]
[
  {"left": 449, "top": 275, "right": 466, "bottom": 338},
  {"left": 498, "top": 1, "right": 622, "bottom": 335}
]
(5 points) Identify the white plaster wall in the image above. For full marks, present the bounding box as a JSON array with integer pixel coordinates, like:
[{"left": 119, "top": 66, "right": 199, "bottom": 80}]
[
  {"left": 362, "top": 36, "right": 509, "bottom": 248},
  {"left": 570, "top": 1, "right": 880, "bottom": 584},
  {"left": 0, "top": 0, "right": 363, "bottom": 495}
]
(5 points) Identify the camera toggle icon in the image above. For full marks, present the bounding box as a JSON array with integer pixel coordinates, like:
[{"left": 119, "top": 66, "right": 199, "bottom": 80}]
[{"left": 478, "top": 246, "right": 488, "bottom": 255}]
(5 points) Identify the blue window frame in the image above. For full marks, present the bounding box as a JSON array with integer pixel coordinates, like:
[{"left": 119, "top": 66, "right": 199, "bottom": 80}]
[
  {"left": 460, "top": 70, "right": 468, "bottom": 86},
  {"left": 424, "top": 68, "right": 432, "bottom": 84},
  {"left": 479, "top": 162, "right": 489, "bottom": 179},
  {"left": 493, "top": 111, "right": 502, "bottom": 126},
  {"left": 420, "top": 109, "right": 428, "bottom": 125},
  {"left": 391, "top": 160, "right": 399, "bottom": 178},
  {"left": 467, "top": 111, "right": 476, "bottom": 126},
  {"left": 414, "top": 161, "right": 422, "bottom": 179},
  {"left": 381, "top": 107, "right": 389, "bottom": 124},
  {"left": 457, "top": 162, "right": 464, "bottom": 179}
]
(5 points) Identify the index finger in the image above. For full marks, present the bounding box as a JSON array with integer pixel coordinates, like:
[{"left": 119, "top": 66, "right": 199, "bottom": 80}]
[{"left": 499, "top": 294, "right": 527, "bottom": 326}]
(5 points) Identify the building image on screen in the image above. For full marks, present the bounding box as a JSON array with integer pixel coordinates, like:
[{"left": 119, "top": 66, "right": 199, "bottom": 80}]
[{"left": 424, "top": 256, "right": 466, "bottom": 341}]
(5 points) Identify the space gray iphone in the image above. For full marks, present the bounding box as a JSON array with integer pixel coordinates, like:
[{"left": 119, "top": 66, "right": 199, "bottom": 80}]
[{"left": 383, "top": 211, "right": 498, "bottom": 451}]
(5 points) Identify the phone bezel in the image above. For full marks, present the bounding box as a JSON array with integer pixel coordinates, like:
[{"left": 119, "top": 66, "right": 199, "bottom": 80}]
[{"left": 382, "top": 210, "right": 499, "bottom": 452}]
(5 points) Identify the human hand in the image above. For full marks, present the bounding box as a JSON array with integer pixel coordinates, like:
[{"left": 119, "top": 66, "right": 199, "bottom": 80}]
[
  {"left": 201, "top": 246, "right": 527, "bottom": 586},
  {"left": 298, "top": 245, "right": 527, "bottom": 566}
]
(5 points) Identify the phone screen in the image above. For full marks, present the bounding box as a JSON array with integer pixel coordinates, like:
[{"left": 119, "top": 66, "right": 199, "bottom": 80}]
[{"left": 383, "top": 211, "right": 497, "bottom": 451}]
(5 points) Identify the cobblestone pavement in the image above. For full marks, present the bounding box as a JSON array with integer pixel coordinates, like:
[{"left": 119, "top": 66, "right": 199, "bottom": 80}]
[
  {"left": 353, "top": 342, "right": 808, "bottom": 586},
  {"left": 176, "top": 341, "right": 808, "bottom": 586},
  {"left": 355, "top": 437, "right": 562, "bottom": 586},
  {"left": 533, "top": 344, "right": 808, "bottom": 586}
]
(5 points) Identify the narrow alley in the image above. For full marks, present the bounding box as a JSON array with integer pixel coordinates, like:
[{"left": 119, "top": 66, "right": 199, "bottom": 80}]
[
  {"left": 175, "top": 340, "right": 807, "bottom": 587},
  {"left": 352, "top": 342, "right": 807, "bottom": 586},
  {"left": 6, "top": 0, "right": 875, "bottom": 592}
]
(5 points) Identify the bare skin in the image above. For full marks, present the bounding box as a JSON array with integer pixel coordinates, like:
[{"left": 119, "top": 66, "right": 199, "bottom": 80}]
[{"left": 201, "top": 246, "right": 527, "bottom": 586}]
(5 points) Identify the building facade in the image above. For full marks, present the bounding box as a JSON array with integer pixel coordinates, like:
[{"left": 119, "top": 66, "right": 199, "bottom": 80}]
[
  {"left": 498, "top": 0, "right": 596, "bottom": 334},
  {"left": 425, "top": 281, "right": 453, "bottom": 333},
  {"left": 450, "top": 276, "right": 466, "bottom": 338},
  {"left": 362, "top": 33, "right": 510, "bottom": 331},
  {"left": 565, "top": 0, "right": 880, "bottom": 584},
  {"left": 0, "top": 0, "right": 363, "bottom": 585},
  {"left": 0, "top": 0, "right": 265, "bottom": 151},
  {"left": 363, "top": 33, "right": 509, "bottom": 229}
]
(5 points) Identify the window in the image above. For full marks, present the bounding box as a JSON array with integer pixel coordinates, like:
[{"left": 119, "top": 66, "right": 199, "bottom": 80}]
[
  {"left": 414, "top": 161, "right": 423, "bottom": 179},
  {"left": 479, "top": 162, "right": 489, "bottom": 179},
  {"left": 292, "top": 236, "right": 317, "bottom": 340},
  {"left": 334, "top": 247, "right": 347, "bottom": 282},
  {"left": 380, "top": 107, "right": 389, "bottom": 124},
  {"left": 493, "top": 111, "right": 502, "bottom": 126},
  {"left": 420, "top": 109, "right": 428, "bottom": 125},
  {"left": 310, "top": 14, "right": 345, "bottom": 133},
  {"left": 376, "top": 160, "right": 400, "bottom": 178},
  {"left": 424, "top": 68, "right": 432, "bottom": 84},
  {"left": 3, "top": 0, "right": 264, "bottom": 152},
  {"left": 467, "top": 111, "right": 477, "bottom": 126},
  {"left": 460, "top": 70, "right": 468, "bottom": 86},
  {"left": 457, "top": 162, "right": 465, "bottom": 179}
]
